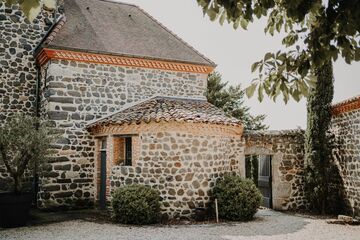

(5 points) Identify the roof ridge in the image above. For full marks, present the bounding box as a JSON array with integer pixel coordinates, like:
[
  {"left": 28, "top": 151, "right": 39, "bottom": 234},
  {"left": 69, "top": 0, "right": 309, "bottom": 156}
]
[
  {"left": 86, "top": 95, "right": 157, "bottom": 127},
  {"left": 86, "top": 95, "right": 242, "bottom": 129},
  {"left": 135, "top": 5, "right": 216, "bottom": 67},
  {"left": 86, "top": 95, "right": 206, "bottom": 128},
  {"left": 99, "top": 0, "right": 138, "bottom": 7},
  {"left": 43, "top": 15, "right": 67, "bottom": 45}
]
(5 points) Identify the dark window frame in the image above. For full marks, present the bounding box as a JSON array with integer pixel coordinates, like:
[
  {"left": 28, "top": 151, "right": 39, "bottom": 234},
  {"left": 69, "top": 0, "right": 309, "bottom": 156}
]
[{"left": 124, "top": 137, "right": 132, "bottom": 166}]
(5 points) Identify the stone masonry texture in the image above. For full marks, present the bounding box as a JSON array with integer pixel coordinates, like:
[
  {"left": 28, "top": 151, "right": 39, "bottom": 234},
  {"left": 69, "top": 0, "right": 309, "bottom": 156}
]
[
  {"left": 243, "top": 130, "right": 307, "bottom": 211},
  {"left": 37, "top": 59, "right": 208, "bottom": 209},
  {"left": 1, "top": 1, "right": 360, "bottom": 220},
  {"left": 0, "top": 3, "right": 54, "bottom": 191},
  {"left": 331, "top": 108, "right": 360, "bottom": 217},
  {"left": 92, "top": 122, "right": 243, "bottom": 218}
]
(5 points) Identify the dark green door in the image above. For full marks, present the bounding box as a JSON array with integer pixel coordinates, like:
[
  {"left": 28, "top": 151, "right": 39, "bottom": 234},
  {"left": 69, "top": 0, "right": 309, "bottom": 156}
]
[
  {"left": 245, "top": 155, "right": 272, "bottom": 208},
  {"left": 99, "top": 139, "right": 107, "bottom": 209},
  {"left": 99, "top": 151, "right": 107, "bottom": 209}
]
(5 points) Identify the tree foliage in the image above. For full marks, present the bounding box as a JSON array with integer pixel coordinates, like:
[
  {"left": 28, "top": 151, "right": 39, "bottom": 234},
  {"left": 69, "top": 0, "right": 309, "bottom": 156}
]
[
  {"left": 2, "top": 0, "right": 56, "bottom": 22},
  {"left": 304, "top": 61, "right": 335, "bottom": 214},
  {"left": 0, "top": 115, "right": 55, "bottom": 194},
  {"left": 197, "top": 0, "right": 360, "bottom": 102},
  {"left": 207, "top": 72, "right": 268, "bottom": 130}
]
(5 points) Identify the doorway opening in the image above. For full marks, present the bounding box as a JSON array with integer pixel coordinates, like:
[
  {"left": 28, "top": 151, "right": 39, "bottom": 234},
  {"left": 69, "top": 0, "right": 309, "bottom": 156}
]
[
  {"left": 98, "top": 138, "right": 107, "bottom": 209},
  {"left": 245, "top": 155, "right": 272, "bottom": 208}
]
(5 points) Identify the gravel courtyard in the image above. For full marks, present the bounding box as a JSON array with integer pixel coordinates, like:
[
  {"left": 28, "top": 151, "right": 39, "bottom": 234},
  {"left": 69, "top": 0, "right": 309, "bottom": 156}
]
[{"left": 1, "top": 210, "right": 359, "bottom": 240}]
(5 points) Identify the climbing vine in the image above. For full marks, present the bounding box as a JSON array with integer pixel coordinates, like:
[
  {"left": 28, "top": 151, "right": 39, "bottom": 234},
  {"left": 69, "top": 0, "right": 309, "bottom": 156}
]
[{"left": 304, "top": 61, "right": 334, "bottom": 214}]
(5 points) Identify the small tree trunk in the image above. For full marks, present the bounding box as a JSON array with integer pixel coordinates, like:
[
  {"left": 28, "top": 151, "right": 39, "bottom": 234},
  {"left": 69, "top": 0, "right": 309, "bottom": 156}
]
[{"left": 13, "top": 174, "right": 22, "bottom": 195}]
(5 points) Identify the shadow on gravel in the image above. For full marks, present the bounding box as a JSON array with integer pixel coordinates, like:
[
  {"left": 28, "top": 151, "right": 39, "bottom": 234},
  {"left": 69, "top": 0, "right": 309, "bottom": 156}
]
[
  {"left": 27, "top": 208, "right": 112, "bottom": 226},
  {"left": 2, "top": 208, "right": 309, "bottom": 239},
  {"left": 210, "top": 209, "right": 309, "bottom": 238}
]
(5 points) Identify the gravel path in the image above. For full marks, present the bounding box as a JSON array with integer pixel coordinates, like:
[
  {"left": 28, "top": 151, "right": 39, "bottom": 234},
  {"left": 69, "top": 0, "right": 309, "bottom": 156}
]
[{"left": 1, "top": 210, "right": 359, "bottom": 240}]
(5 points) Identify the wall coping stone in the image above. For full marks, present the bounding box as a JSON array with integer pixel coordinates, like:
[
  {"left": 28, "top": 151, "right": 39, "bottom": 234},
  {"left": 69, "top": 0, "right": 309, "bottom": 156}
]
[
  {"left": 332, "top": 95, "right": 360, "bottom": 116},
  {"left": 244, "top": 129, "right": 305, "bottom": 137}
]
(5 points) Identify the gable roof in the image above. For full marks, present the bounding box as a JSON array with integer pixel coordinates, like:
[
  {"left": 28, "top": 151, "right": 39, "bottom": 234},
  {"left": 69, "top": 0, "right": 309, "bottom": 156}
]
[
  {"left": 42, "top": 0, "right": 215, "bottom": 67},
  {"left": 86, "top": 96, "right": 242, "bottom": 129}
]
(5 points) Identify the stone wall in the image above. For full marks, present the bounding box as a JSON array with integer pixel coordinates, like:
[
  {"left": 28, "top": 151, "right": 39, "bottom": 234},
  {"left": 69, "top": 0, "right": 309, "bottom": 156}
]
[
  {"left": 0, "top": 3, "right": 56, "bottom": 120},
  {"left": 0, "top": 3, "right": 55, "bottom": 191},
  {"left": 92, "top": 122, "right": 244, "bottom": 218},
  {"left": 37, "top": 59, "right": 208, "bottom": 209},
  {"left": 331, "top": 107, "right": 360, "bottom": 217},
  {"left": 243, "top": 130, "right": 307, "bottom": 211}
]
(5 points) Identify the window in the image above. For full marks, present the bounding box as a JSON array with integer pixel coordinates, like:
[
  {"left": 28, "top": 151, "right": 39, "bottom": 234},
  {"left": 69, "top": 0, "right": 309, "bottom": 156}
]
[
  {"left": 100, "top": 138, "right": 107, "bottom": 151},
  {"left": 114, "top": 136, "right": 133, "bottom": 166},
  {"left": 124, "top": 137, "right": 132, "bottom": 166}
]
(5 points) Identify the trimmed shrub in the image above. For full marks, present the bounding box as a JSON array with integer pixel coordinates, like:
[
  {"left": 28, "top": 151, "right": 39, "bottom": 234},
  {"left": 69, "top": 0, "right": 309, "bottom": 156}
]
[
  {"left": 212, "top": 175, "right": 262, "bottom": 221},
  {"left": 111, "top": 184, "right": 161, "bottom": 224}
]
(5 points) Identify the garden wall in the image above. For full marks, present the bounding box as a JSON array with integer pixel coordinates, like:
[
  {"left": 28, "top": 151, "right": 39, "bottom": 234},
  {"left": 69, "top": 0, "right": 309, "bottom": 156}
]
[
  {"left": 331, "top": 96, "right": 360, "bottom": 217},
  {"left": 243, "top": 130, "right": 307, "bottom": 211},
  {"left": 37, "top": 59, "right": 208, "bottom": 209}
]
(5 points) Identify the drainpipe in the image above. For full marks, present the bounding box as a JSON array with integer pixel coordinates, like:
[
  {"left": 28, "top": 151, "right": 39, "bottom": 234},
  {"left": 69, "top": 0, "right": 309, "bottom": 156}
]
[
  {"left": 32, "top": 63, "right": 41, "bottom": 207},
  {"left": 32, "top": 0, "right": 59, "bottom": 209}
]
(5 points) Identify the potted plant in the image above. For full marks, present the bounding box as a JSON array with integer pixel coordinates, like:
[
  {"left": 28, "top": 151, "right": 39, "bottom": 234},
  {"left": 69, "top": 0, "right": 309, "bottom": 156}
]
[{"left": 0, "top": 115, "right": 54, "bottom": 228}]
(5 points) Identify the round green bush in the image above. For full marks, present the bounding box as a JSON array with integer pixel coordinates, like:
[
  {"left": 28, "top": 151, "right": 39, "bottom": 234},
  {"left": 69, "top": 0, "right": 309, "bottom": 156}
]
[
  {"left": 212, "top": 175, "right": 262, "bottom": 221},
  {"left": 111, "top": 184, "right": 161, "bottom": 224}
]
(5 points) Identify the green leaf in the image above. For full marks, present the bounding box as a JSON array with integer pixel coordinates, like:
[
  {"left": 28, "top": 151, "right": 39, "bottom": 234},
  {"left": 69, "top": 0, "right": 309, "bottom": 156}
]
[
  {"left": 355, "top": 48, "right": 360, "bottom": 61},
  {"left": 233, "top": 19, "right": 240, "bottom": 29},
  {"left": 43, "top": 0, "right": 56, "bottom": 10},
  {"left": 245, "top": 83, "right": 258, "bottom": 98},
  {"left": 258, "top": 84, "right": 264, "bottom": 102},
  {"left": 219, "top": 11, "right": 226, "bottom": 25},
  {"left": 264, "top": 52, "right": 273, "bottom": 61},
  {"left": 20, "top": 0, "right": 41, "bottom": 22},
  {"left": 240, "top": 18, "right": 248, "bottom": 30},
  {"left": 298, "top": 80, "right": 309, "bottom": 97},
  {"left": 251, "top": 61, "right": 260, "bottom": 73},
  {"left": 291, "top": 89, "right": 301, "bottom": 102},
  {"left": 207, "top": 7, "right": 218, "bottom": 21}
]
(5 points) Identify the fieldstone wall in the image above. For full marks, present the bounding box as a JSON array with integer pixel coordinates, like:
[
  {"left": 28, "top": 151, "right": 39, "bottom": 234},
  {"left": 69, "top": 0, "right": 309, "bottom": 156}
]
[
  {"left": 331, "top": 108, "right": 360, "bottom": 217},
  {"left": 93, "top": 122, "right": 244, "bottom": 218},
  {"left": 0, "top": 3, "right": 55, "bottom": 191},
  {"left": 243, "top": 130, "right": 307, "bottom": 211},
  {"left": 37, "top": 59, "right": 208, "bottom": 209}
]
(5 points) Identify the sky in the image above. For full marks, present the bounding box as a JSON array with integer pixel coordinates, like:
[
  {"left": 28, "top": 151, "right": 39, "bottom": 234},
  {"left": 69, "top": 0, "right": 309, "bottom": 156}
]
[{"left": 122, "top": 0, "right": 360, "bottom": 130}]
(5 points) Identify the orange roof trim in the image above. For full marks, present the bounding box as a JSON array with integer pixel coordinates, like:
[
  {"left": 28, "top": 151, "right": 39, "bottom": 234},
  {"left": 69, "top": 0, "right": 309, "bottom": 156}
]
[
  {"left": 37, "top": 48, "right": 214, "bottom": 74},
  {"left": 332, "top": 95, "right": 360, "bottom": 116}
]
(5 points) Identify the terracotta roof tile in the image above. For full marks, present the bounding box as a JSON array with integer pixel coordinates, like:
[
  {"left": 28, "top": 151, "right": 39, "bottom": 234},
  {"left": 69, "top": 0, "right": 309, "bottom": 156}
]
[
  {"left": 332, "top": 95, "right": 360, "bottom": 116},
  {"left": 87, "top": 96, "right": 242, "bottom": 128}
]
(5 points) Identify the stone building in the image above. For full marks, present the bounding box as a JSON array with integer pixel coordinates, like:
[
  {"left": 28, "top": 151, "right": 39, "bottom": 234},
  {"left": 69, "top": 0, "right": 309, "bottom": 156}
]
[
  {"left": 1, "top": 0, "right": 244, "bottom": 217},
  {"left": 1, "top": 0, "right": 359, "bottom": 218},
  {"left": 331, "top": 96, "right": 360, "bottom": 217}
]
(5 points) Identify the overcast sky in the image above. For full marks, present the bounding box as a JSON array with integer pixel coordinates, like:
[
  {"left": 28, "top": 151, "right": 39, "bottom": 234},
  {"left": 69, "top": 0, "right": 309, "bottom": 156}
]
[{"left": 123, "top": 0, "right": 360, "bottom": 130}]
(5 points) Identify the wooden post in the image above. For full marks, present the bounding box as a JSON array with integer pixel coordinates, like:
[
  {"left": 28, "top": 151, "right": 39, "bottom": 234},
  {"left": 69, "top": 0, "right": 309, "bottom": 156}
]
[{"left": 215, "top": 198, "right": 219, "bottom": 223}]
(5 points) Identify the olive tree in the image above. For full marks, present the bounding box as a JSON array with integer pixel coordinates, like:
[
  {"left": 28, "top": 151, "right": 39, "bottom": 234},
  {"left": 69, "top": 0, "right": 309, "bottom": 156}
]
[{"left": 0, "top": 115, "right": 54, "bottom": 194}]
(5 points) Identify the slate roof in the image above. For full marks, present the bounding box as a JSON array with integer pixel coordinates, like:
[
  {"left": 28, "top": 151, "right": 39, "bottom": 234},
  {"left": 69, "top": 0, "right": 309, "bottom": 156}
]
[
  {"left": 42, "top": 0, "right": 215, "bottom": 66},
  {"left": 87, "top": 96, "right": 242, "bottom": 129}
]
